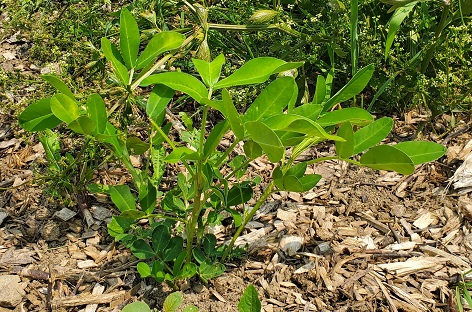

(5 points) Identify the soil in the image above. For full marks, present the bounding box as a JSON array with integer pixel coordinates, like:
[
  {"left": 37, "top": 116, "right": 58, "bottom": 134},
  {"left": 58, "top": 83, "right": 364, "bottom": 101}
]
[{"left": 2, "top": 15, "right": 472, "bottom": 312}]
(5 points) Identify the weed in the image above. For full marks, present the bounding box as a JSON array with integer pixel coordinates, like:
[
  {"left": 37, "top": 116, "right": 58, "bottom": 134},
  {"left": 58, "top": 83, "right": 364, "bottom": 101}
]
[{"left": 18, "top": 9, "right": 446, "bottom": 285}]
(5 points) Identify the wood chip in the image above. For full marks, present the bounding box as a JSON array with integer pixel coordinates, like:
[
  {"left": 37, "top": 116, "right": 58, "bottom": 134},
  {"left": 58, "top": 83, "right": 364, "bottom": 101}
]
[
  {"left": 85, "top": 283, "right": 105, "bottom": 312},
  {"left": 51, "top": 291, "right": 126, "bottom": 307},
  {"left": 375, "top": 257, "right": 447, "bottom": 277},
  {"left": 419, "top": 245, "right": 469, "bottom": 267}
]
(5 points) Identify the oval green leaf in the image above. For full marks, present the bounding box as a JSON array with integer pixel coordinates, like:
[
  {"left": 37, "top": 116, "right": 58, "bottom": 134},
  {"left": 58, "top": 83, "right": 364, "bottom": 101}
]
[
  {"left": 68, "top": 116, "right": 96, "bottom": 135},
  {"left": 86, "top": 94, "right": 107, "bottom": 134},
  {"left": 140, "top": 72, "right": 207, "bottom": 103},
  {"left": 336, "top": 122, "right": 355, "bottom": 158},
  {"left": 50, "top": 93, "right": 80, "bottom": 124},
  {"left": 192, "top": 53, "right": 225, "bottom": 88},
  {"left": 163, "top": 292, "right": 183, "bottom": 312},
  {"left": 244, "top": 76, "right": 297, "bottom": 123},
  {"left": 101, "top": 37, "right": 129, "bottom": 86},
  {"left": 109, "top": 185, "right": 136, "bottom": 212},
  {"left": 238, "top": 284, "right": 261, "bottom": 312},
  {"left": 317, "top": 108, "right": 373, "bottom": 126},
  {"left": 42, "top": 75, "right": 75, "bottom": 100},
  {"left": 152, "top": 225, "right": 170, "bottom": 254},
  {"left": 137, "top": 262, "right": 151, "bottom": 278},
  {"left": 214, "top": 57, "right": 286, "bottom": 89},
  {"left": 360, "top": 145, "right": 414, "bottom": 175},
  {"left": 131, "top": 239, "right": 155, "bottom": 259},
  {"left": 19, "top": 98, "right": 62, "bottom": 131},
  {"left": 393, "top": 141, "right": 446, "bottom": 165},
  {"left": 122, "top": 301, "right": 151, "bottom": 312},
  {"left": 120, "top": 8, "right": 140, "bottom": 69},
  {"left": 245, "top": 121, "right": 284, "bottom": 163},
  {"left": 136, "top": 31, "right": 185, "bottom": 70},
  {"left": 353, "top": 117, "right": 393, "bottom": 154}
]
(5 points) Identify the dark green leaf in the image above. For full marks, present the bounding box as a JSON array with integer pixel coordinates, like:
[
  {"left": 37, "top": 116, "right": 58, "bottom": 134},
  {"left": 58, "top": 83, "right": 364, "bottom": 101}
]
[
  {"left": 107, "top": 216, "right": 135, "bottom": 237},
  {"left": 163, "top": 237, "right": 183, "bottom": 261},
  {"left": 203, "top": 234, "right": 217, "bottom": 255},
  {"left": 313, "top": 75, "right": 326, "bottom": 105},
  {"left": 323, "top": 64, "right": 374, "bottom": 111},
  {"left": 152, "top": 225, "right": 170, "bottom": 254},
  {"left": 131, "top": 239, "right": 155, "bottom": 259},
  {"left": 140, "top": 182, "right": 157, "bottom": 214},
  {"left": 360, "top": 145, "right": 414, "bottom": 174},
  {"left": 227, "top": 183, "right": 253, "bottom": 207},
  {"left": 385, "top": 2, "right": 418, "bottom": 59},
  {"left": 286, "top": 162, "right": 307, "bottom": 178},
  {"left": 126, "top": 137, "right": 150, "bottom": 155}
]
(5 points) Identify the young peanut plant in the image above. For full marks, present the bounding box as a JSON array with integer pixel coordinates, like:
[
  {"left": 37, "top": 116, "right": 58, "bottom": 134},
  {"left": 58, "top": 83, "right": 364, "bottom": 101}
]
[{"left": 18, "top": 8, "right": 446, "bottom": 284}]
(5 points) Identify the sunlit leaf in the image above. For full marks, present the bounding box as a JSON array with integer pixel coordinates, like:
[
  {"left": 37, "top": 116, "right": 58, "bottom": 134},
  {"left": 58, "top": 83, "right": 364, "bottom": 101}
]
[{"left": 360, "top": 145, "right": 414, "bottom": 174}]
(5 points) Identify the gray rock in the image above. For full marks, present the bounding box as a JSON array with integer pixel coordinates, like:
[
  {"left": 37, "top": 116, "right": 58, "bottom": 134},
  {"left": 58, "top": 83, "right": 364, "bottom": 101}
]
[
  {"left": 0, "top": 212, "right": 8, "bottom": 226},
  {"left": 0, "top": 275, "right": 26, "bottom": 308}
]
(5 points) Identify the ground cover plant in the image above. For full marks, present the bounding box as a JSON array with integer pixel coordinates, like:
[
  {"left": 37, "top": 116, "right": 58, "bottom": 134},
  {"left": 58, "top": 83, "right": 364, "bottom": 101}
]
[{"left": 17, "top": 8, "right": 447, "bottom": 288}]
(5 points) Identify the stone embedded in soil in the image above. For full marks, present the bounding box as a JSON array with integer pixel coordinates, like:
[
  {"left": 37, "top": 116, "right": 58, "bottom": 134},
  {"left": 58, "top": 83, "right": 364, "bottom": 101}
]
[
  {"left": 89, "top": 206, "right": 112, "bottom": 221},
  {"left": 279, "top": 235, "right": 304, "bottom": 256},
  {"left": 41, "top": 220, "right": 61, "bottom": 241},
  {"left": 0, "top": 211, "right": 8, "bottom": 226},
  {"left": 0, "top": 275, "right": 26, "bottom": 308},
  {"left": 53, "top": 208, "right": 76, "bottom": 222}
]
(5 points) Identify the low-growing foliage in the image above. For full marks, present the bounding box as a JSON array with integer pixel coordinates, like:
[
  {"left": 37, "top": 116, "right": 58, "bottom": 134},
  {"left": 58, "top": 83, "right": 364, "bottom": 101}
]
[{"left": 18, "top": 8, "right": 446, "bottom": 284}]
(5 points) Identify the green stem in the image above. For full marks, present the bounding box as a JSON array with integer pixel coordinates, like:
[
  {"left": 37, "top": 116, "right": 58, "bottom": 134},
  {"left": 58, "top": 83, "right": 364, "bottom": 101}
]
[
  {"left": 305, "top": 155, "right": 361, "bottom": 167},
  {"left": 221, "top": 181, "right": 275, "bottom": 262},
  {"left": 215, "top": 139, "right": 240, "bottom": 168}
]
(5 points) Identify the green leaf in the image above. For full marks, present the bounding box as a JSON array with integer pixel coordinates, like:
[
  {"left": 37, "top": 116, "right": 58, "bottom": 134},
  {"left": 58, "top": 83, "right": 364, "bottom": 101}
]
[
  {"left": 147, "top": 85, "right": 174, "bottom": 125},
  {"left": 120, "top": 210, "right": 146, "bottom": 219},
  {"left": 68, "top": 116, "right": 96, "bottom": 135},
  {"left": 203, "top": 121, "right": 229, "bottom": 159},
  {"left": 336, "top": 122, "right": 354, "bottom": 158},
  {"left": 122, "top": 301, "right": 151, "bottom": 312},
  {"left": 244, "top": 76, "right": 297, "bottom": 123},
  {"left": 152, "top": 225, "right": 170, "bottom": 254},
  {"left": 385, "top": 2, "right": 418, "bottom": 59},
  {"left": 286, "top": 162, "right": 307, "bottom": 178},
  {"left": 140, "top": 182, "right": 156, "bottom": 214},
  {"left": 272, "top": 61, "right": 304, "bottom": 74},
  {"left": 50, "top": 93, "right": 80, "bottom": 124},
  {"left": 238, "top": 284, "right": 261, "bottom": 312},
  {"left": 183, "top": 306, "right": 199, "bottom": 312},
  {"left": 107, "top": 216, "right": 135, "bottom": 236},
  {"left": 141, "top": 72, "right": 208, "bottom": 103},
  {"left": 163, "top": 236, "right": 184, "bottom": 261},
  {"left": 38, "top": 130, "right": 60, "bottom": 170},
  {"left": 199, "top": 262, "right": 225, "bottom": 282},
  {"left": 19, "top": 98, "right": 62, "bottom": 131},
  {"left": 317, "top": 108, "right": 373, "bottom": 126},
  {"left": 281, "top": 175, "right": 304, "bottom": 192},
  {"left": 214, "top": 57, "right": 286, "bottom": 89},
  {"left": 136, "top": 31, "right": 185, "bottom": 70},
  {"left": 131, "top": 239, "right": 155, "bottom": 259},
  {"left": 42, "top": 75, "right": 75, "bottom": 100},
  {"left": 245, "top": 121, "right": 284, "bottom": 163},
  {"left": 393, "top": 141, "right": 446, "bottom": 165},
  {"left": 165, "top": 147, "right": 201, "bottom": 163},
  {"left": 299, "top": 174, "right": 322, "bottom": 191},
  {"left": 176, "top": 262, "right": 198, "bottom": 279},
  {"left": 126, "top": 137, "right": 150, "bottom": 155},
  {"left": 192, "top": 54, "right": 225, "bottom": 88},
  {"left": 462, "top": 284, "right": 472, "bottom": 307},
  {"left": 151, "top": 145, "right": 166, "bottom": 187},
  {"left": 353, "top": 117, "right": 393, "bottom": 154},
  {"left": 86, "top": 94, "right": 107, "bottom": 134},
  {"left": 360, "top": 145, "right": 414, "bottom": 174},
  {"left": 101, "top": 37, "right": 129, "bottom": 86},
  {"left": 137, "top": 262, "right": 151, "bottom": 278},
  {"left": 323, "top": 64, "right": 374, "bottom": 111},
  {"left": 243, "top": 140, "right": 263, "bottom": 159},
  {"left": 314, "top": 75, "right": 326, "bottom": 105},
  {"left": 227, "top": 183, "right": 254, "bottom": 207},
  {"left": 203, "top": 234, "right": 217, "bottom": 255},
  {"left": 291, "top": 104, "right": 323, "bottom": 121},
  {"left": 120, "top": 8, "right": 140, "bottom": 69},
  {"left": 109, "top": 185, "right": 136, "bottom": 212},
  {"left": 163, "top": 292, "right": 183, "bottom": 312}
]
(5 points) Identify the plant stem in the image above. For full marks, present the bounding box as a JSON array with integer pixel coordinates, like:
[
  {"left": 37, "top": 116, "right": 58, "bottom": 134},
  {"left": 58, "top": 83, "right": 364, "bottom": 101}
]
[
  {"left": 215, "top": 139, "right": 240, "bottom": 168},
  {"left": 221, "top": 181, "right": 275, "bottom": 262}
]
